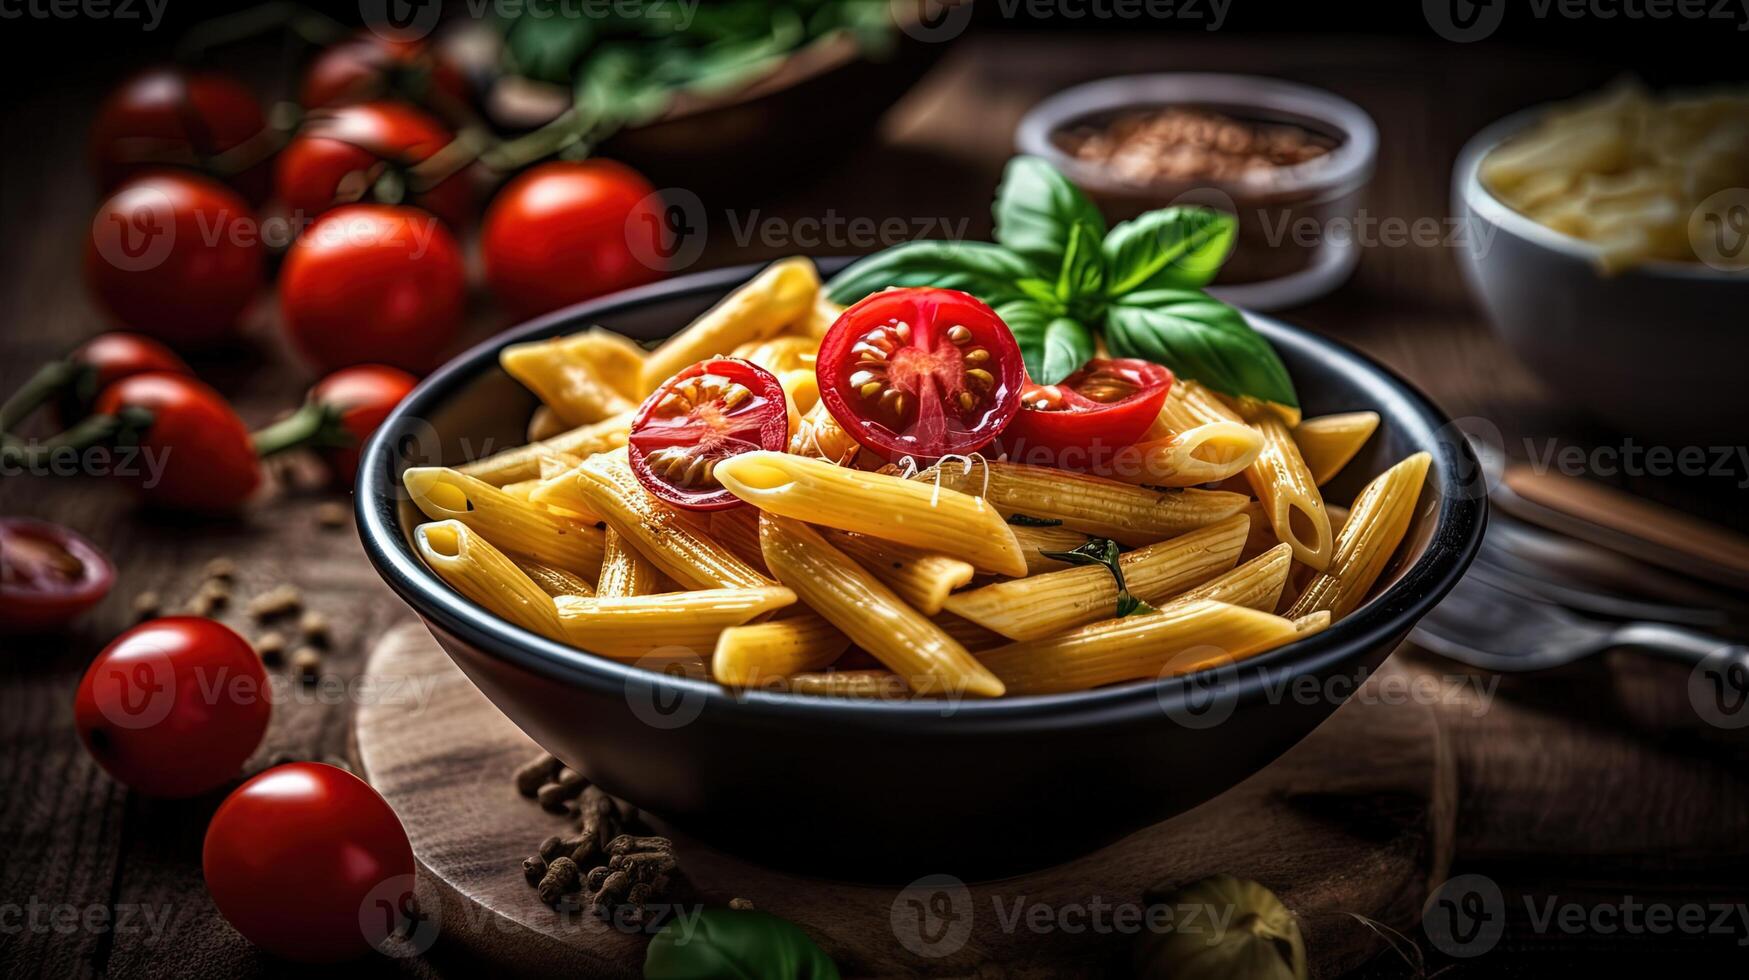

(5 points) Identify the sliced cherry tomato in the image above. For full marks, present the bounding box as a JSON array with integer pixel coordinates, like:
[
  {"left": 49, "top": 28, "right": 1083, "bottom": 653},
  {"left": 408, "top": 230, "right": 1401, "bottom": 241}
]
[
  {"left": 629, "top": 358, "right": 790, "bottom": 511},
  {"left": 204, "top": 762, "right": 416, "bottom": 963},
  {"left": 0, "top": 519, "right": 114, "bottom": 634},
  {"left": 275, "top": 102, "right": 471, "bottom": 228},
  {"left": 84, "top": 171, "right": 265, "bottom": 347},
  {"left": 279, "top": 204, "right": 466, "bottom": 373},
  {"left": 816, "top": 288, "right": 1025, "bottom": 462},
  {"left": 74, "top": 617, "right": 270, "bottom": 797},
  {"left": 89, "top": 68, "right": 270, "bottom": 199},
  {"left": 310, "top": 364, "right": 418, "bottom": 483},
  {"left": 1003, "top": 358, "right": 1174, "bottom": 463},
  {"left": 94, "top": 372, "right": 262, "bottom": 512},
  {"left": 300, "top": 32, "right": 469, "bottom": 110}
]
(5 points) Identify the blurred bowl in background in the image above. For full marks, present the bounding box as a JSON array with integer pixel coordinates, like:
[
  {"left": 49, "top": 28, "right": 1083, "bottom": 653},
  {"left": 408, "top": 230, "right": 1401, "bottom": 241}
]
[
  {"left": 1016, "top": 73, "right": 1377, "bottom": 311},
  {"left": 1454, "top": 107, "right": 1749, "bottom": 444}
]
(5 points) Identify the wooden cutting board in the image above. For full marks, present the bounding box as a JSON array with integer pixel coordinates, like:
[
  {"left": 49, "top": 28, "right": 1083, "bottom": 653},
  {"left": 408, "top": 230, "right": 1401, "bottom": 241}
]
[{"left": 352, "top": 622, "right": 1453, "bottom": 978}]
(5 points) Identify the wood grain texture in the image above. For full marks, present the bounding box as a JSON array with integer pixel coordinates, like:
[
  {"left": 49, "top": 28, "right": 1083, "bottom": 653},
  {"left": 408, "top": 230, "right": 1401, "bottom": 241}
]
[{"left": 355, "top": 622, "right": 1451, "bottom": 979}]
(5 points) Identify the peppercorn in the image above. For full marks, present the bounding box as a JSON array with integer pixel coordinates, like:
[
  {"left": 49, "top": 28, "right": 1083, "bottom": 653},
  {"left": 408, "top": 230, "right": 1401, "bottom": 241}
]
[
  {"left": 537, "top": 857, "right": 581, "bottom": 905},
  {"left": 514, "top": 753, "right": 562, "bottom": 798},
  {"left": 729, "top": 897, "right": 754, "bottom": 911},
  {"left": 536, "top": 768, "right": 587, "bottom": 813},
  {"left": 522, "top": 855, "right": 548, "bottom": 886}
]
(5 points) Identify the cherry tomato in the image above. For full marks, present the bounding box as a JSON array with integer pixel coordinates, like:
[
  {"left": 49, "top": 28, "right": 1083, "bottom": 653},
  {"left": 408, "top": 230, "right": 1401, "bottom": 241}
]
[
  {"left": 204, "top": 762, "right": 415, "bottom": 963},
  {"left": 480, "top": 160, "right": 666, "bottom": 320},
  {"left": 816, "top": 288, "right": 1025, "bottom": 462},
  {"left": 73, "top": 617, "right": 270, "bottom": 797},
  {"left": 300, "top": 32, "right": 469, "bottom": 110},
  {"left": 275, "top": 102, "right": 471, "bottom": 228},
  {"left": 89, "top": 68, "right": 269, "bottom": 199},
  {"left": 629, "top": 358, "right": 789, "bottom": 511},
  {"left": 57, "top": 332, "right": 192, "bottom": 422},
  {"left": 84, "top": 172, "right": 265, "bottom": 347},
  {"left": 279, "top": 204, "right": 465, "bottom": 373},
  {"left": 94, "top": 373, "right": 262, "bottom": 512},
  {"left": 0, "top": 519, "right": 114, "bottom": 634},
  {"left": 310, "top": 364, "right": 418, "bottom": 483},
  {"left": 1003, "top": 359, "right": 1174, "bottom": 462}
]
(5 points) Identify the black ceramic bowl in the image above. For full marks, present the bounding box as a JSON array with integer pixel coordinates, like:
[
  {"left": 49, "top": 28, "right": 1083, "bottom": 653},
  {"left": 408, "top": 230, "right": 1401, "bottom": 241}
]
[{"left": 357, "top": 259, "right": 1484, "bottom": 882}]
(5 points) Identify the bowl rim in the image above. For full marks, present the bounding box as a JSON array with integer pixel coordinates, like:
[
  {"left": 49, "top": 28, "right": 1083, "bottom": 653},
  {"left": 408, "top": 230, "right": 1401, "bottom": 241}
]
[
  {"left": 356, "top": 259, "right": 1484, "bottom": 734},
  {"left": 1014, "top": 72, "right": 1379, "bottom": 201},
  {"left": 1455, "top": 103, "right": 1740, "bottom": 282}
]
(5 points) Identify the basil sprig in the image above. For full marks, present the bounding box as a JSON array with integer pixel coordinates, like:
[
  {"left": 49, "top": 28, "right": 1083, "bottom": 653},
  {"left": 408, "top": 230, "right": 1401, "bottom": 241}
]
[
  {"left": 827, "top": 156, "right": 1297, "bottom": 409},
  {"left": 645, "top": 907, "right": 840, "bottom": 980},
  {"left": 1038, "top": 538, "right": 1154, "bottom": 619}
]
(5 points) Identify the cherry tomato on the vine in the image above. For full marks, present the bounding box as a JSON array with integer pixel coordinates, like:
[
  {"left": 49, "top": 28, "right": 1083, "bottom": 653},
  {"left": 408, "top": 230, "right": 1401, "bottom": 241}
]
[
  {"left": 85, "top": 172, "right": 265, "bottom": 347},
  {"left": 204, "top": 762, "right": 415, "bottom": 963},
  {"left": 89, "top": 68, "right": 270, "bottom": 199},
  {"left": 816, "top": 288, "right": 1025, "bottom": 462},
  {"left": 300, "top": 32, "right": 469, "bottom": 110},
  {"left": 1003, "top": 358, "right": 1174, "bottom": 461},
  {"left": 73, "top": 617, "right": 270, "bottom": 797},
  {"left": 275, "top": 102, "right": 472, "bottom": 228},
  {"left": 0, "top": 519, "right": 114, "bottom": 634},
  {"left": 56, "top": 332, "right": 193, "bottom": 422},
  {"left": 279, "top": 204, "right": 465, "bottom": 373},
  {"left": 629, "top": 358, "right": 790, "bottom": 511},
  {"left": 310, "top": 364, "right": 418, "bottom": 483},
  {"left": 481, "top": 160, "right": 666, "bottom": 320},
  {"left": 94, "top": 372, "right": 262, "bottom": 512}
]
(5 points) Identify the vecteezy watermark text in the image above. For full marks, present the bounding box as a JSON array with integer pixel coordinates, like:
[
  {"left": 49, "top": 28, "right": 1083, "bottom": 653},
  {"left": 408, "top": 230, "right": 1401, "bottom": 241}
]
[{"left": 0, "top": 0, "right": 167, "bottom": 30}]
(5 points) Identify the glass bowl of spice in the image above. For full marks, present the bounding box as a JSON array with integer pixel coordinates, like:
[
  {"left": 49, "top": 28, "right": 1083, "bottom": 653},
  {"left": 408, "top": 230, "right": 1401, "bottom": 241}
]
[{"left": 1017, "top": 73, "right": 1377, "bottom": 310}]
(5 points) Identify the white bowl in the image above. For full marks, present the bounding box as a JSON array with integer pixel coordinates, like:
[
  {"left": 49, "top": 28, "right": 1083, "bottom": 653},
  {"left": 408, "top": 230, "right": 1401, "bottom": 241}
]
[{"left": 1454, "top": 107, "right": 1749, "bottom": 444}]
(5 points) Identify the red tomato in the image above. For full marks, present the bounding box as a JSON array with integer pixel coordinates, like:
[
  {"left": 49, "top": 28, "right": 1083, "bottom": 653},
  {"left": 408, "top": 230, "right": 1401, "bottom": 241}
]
[
  {"left": 0, "top": 519, "right": 115, "bottom": 634},
  {"left": 480, "top": 160, "right": 665, "bottom": 320},
  {"left": 279, "top": 205, "right": 465, "bottom": 373},
  {"left": 310, "top": 364, "right": 418, "bottom": 482},
  {"left": 629, "top": 358, "right": 789, "bottom": 511},
  {"left": 204, "top": 762, "right": 416, "bottom": 963},
  {"left": 275, "top": 103, "right": 471, "bottom": 228},
  {"left": 89, "top": 68, "right": 269, "bottom": 198},
  {"left": 816, "top": 288, "right": 1025, "bottom": 462},
  {"left": 300, "top": 32, "right": 469, "bottom": 110},
  {"left": 58, "top": 332, "right": 193, "bottom": 421},
  {"left": 73, "top": 618, "right": 270, "bottom": 797},
  {"left": 94, "top": 373, "right": 262, "bottom": 512},
  {"left": 84, "top": 172, "right": 265, "bottom": 347},
  {"left": 1003, "top": 359, "right": 1174, "bottom": 464}
]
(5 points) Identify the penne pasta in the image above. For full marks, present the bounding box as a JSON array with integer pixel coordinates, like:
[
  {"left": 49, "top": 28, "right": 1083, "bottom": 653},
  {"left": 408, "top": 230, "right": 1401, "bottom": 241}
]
[
  {"left": 825, "top": 530, "right": 975, "bottom": 616},
  {"left": 527, "top": 405, "right": 569, "bottom": 441},
  {"left": 716, "top": 451, "right": 1028, "bottom": 578},
  {"left": 404, "top": 466, "right": 606, "bottom": 578},
  {"left": 708, "top": 506, "right": 772, "bottom": 576},
  {"left": 931, "top": 611, "right": 1009, "bottom": 652},
  {"left": 1007, "top": 522, "right": 1094, "bottom": 575},
  {"left": 513, "top": 557, "right": 595, "bottom": 598},
  {"left": 712, "top": 609, "right": 851, "bottom": 687},
  {"left": 458, "top": 411, "right": 632, "bottom": 486},
  {"left": 415, "top": 521, "right": 562, "bottom": 640},
  {"left": 1244, "top": 414, "right": 1334, "bottom": 572},
  {"left": 977, "top": 599, "right": 1306, "bottom": 695},
  {"left": 556, "top": 587, "right": 796, "bottom": 660},
  {"left": 918, "top": 458, "right": 1249, "bottom": 548},
  {"left": 595, "top": 528, "right": 663, "bottom": 598},
  {"left": 942, "top": 514, "right": 1249, "bottom": 640},
  {"left": 783, "top": 670, "right": 908, "bottom": 699},
  {"left": 1170, "top": 542, "right": 1293, "bottom": 612},
  {"left": 758, "top": 513, "right": 1004, "bottom": 697},
  {"left": 1092, "top": 420, "right": 1263, "bottom": 488},
  {"left": 794, "top": 293, "right": 845, "bottom": 339},
  {"left": 1288, "top": 452, "right": 1432, "bottom": 620},
  {"left": 641, "top": 256, "right": 820, "bottom": 393},
  {"left": 502, "top": 333, "right": 638, "bottom": 427},
  {"left": 1293, "top": 412, "right": 1380, "bottom": 486}
]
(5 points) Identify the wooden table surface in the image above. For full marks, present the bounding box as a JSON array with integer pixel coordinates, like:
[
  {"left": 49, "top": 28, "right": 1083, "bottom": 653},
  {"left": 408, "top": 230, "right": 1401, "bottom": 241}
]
[{"left": 3, "top": 30, "right": 1745, "bottom": 979}]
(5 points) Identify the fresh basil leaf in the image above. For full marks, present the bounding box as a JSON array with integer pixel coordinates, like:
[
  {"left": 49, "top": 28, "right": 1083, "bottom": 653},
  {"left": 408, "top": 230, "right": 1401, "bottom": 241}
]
[
  {"left": 1012, "top": 277, "right": 1064, "bottom": 311},
  {"left": 1105, "top": 291, "right": 1298, "bottom": 408},
  {"left": 506, "top": 11, "right": 596, "bottom": 85},
  {"left": 1102, "top": 206, "right": 1238, "bottom": 295},
  {"left": 1006, "top": 514, "right": 1063, "bottom": 527},
  {"left": 825, "top": 241, "right": 1034, "bottom": 307},
  {"left": 997, "top": 300, "right": 1093, "bottom": 385},
  {"left": 1038, "top": 538, "right": 1154, "bottom": 618},
  {"left": 993, "top": 156, "right": 1107, "bottom": 277},
  {"left": 645, "top": 908, "right": 840, "bottom": 980},
  {"left": 1056, "top": 220, "right": 1107, "bottom": 306}
]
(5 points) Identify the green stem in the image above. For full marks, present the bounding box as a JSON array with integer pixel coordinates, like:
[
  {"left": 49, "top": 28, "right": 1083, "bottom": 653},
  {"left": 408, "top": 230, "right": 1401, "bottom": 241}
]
[
  {"left": 0, "top": 407, "right": 152, "bottom": 469},
  {"left": 252, "top": 401, "right": 351, "bottom": 457},
  {"left": 0, "top": 361, "right": 80, "bottom": 435}
]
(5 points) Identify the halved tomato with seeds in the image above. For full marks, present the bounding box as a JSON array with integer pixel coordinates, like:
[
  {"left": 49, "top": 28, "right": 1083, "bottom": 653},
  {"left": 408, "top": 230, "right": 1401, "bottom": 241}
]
[
  {"left": 629, "top": 358, "right": 790, "bottom": 511},
  {"left": 816, "top": 288, "right": 1024, "bottom": 462},
  {"left": 1004, "top": 358, "right": 1174, "bottom": 458}
]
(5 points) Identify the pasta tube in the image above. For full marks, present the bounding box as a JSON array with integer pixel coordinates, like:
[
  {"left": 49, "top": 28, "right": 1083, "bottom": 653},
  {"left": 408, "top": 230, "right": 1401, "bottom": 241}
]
[
  {"left": 708, "top": 506, "right": 771, "bottom": 576},
  {"left": 758, "top": 513, "right": 1004, "bottom": 697},
  {"left": 527, "top": 405, "right": 568, "bottom": 441},
  {"left": 1244, "top": 414, "right": 1334, "bottom": 572},
  {"left": 712, "top": 610, "right": 851, "bottom": 687},
  {"left": 1092, "top": 420, "right": 1263, "bottom": 488},
  {"left": 931, "top": 612, "right": 1008, "bottom": 652},
  {"left": 1170, "top": 543, "right": 1294, "bottom": 612},
  {"left": 595, "top": 528, "right": 662, "bottom": 598},
  {"left": 783, "top": 670, "right": 908, "bottom": 699},
  {"left": 825, "top": 531, "right": 975, "bottom": 616},
  {"left": 415, "top": 521, "right": 562, "bottom": 640},
  {"left": 942, "top": 514, "right": 1249, "bottom": 640},
  {"left": 1008, "top": 523, "right": 1093, "bottom": 575},
  {"left": 501, "top": 333, "right": 637, "bottom": 427},
  {"left": 404, "top": 466, "right": 605, "bottom": 578},
  {"left": 552, "top": 449, "right": 773, "bottom": 590},
  {"left": 458, "top": 411, "right": 632, "bottom": 486},
  {"left": 641, "top": 257, "right": 819, "bottom": 392},
  {"left": 977, "top": 599, "right": 1304, "bottom": 695},
  {"left": 513, "top": 558, "right": 595, "bottom": 598},
  {"left": 1293, "top": 412, "right": 1380, "bottom": 486},
  {"left": 917, "top": 459, "right": 1249, "bottom": 548},
  {"left": 1287, "top": 452, "right": 1431, "bottom": 619},
  {"left": 715, "top": 451, "right": 1028, "bottom": 578},
  {"left": 555, "top": 587, "right": 796, "bottom": 660}
]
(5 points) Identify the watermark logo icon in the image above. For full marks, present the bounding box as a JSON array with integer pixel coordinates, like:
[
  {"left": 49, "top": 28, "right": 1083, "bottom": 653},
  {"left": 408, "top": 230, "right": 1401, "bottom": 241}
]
[
  {"left": 1157, "top": 651, "right": 1240, "bottom": 729},
  {"left": 1423, "top": 873, "right": 1506, "bottom": 956},
  {"left": 1689, "top": 645, "right": 1749, "bottom": 730},
  {"left": 895, "top": 0, "right": 975, "bottom": 43},
  {"left": 94, "top": 642, "right": 176, "bottom": 731},
  {"left": 891, "top": 874, "right": 973, "bottom": 957},
  {"left": 1690, "top": 188, "right": 1749, "bottom": 272},
  {"left": 359, "top": 872, "right": 442, "bottom": 957},
  {"left": 361, "top": 0, "right": 441, "bottom": 43},
  {"left": 624, "top": 651, "right": 709, "bottom": 730},
  {"left": 627, "top": 188, "right": 707, "bottom": 273},
  {"left": 91, "top": 184, "right": 176, "bottom": 273},
  {"left": 1424, "top": 0, "right": 1505, "bottom": 42}
]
